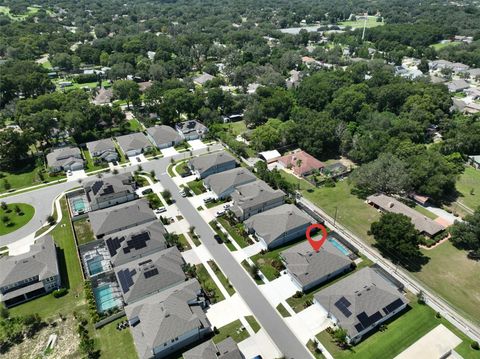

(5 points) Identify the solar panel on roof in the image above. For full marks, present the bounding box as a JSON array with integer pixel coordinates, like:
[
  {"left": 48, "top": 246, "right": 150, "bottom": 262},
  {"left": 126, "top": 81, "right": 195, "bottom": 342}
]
[
  {"left": 334, "top": 297, "right": 352, "bottom": 318},
  {"left": 102, "top": 184, "right": 114, "bottom": 195},
  {"left": 91, "top": 181, "right": 104, "bottom": 195},
  {"left": 117, "top": 269, "right": 131, "bottom": 293},
  {"left": 144, "top": 268, "right": 159, "bottom": 279},
  {"left": 383, "top": 298, "right": 404, "bottom": 315}
]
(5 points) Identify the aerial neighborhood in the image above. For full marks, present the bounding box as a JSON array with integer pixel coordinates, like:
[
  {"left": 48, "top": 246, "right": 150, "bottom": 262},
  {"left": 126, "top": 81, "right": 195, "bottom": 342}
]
[{"left": 1, "top": 1, "right": 480, "bottom": 359}]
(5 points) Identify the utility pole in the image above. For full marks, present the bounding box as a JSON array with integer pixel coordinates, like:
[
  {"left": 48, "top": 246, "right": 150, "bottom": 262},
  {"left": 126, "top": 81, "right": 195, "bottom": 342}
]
[
  {"left": 334, "top": 206, "right": 338, "bottom": 226},
  {"left": 361, "top": 12, "right": 367, "bottom": 41}
]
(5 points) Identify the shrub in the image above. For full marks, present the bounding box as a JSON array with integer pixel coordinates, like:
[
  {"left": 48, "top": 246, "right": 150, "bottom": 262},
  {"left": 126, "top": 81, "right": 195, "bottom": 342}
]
[
  {"left": 471, "top": 341, "right": 479, "bottom": 350},
  {"left": 52, "top": 288, "right": 68, "bottom": 298}
]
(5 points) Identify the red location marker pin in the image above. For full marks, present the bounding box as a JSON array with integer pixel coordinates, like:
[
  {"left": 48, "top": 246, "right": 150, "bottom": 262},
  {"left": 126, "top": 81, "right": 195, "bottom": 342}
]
[{"left": 306, "top": 223, "right": 328, "bottom": 252}]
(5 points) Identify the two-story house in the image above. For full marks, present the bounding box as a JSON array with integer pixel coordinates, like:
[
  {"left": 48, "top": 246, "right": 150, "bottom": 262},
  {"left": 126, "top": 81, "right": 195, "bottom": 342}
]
[
  {"left": 176, "top": 120, "right": 208, "bottom": 141},
  {"left": 188, "top": 151, "right": 237, "bottom": 179},
  {"left": 203, "top": 167, "right": 257, "bottom": 199},
  {"left": 146, "top": 125, "right": 183, "bottom": 149}
]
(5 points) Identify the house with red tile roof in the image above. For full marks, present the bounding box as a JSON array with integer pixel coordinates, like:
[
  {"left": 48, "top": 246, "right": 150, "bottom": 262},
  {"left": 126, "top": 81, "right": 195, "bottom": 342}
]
[{"left": 278, "top": 149, "right": 324, "bottom": 177}]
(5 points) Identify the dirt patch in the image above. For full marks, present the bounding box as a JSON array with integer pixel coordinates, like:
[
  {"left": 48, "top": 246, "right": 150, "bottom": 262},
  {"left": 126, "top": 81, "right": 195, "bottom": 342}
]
[{"left": 4, "top": 315, "right": 80, "bottom": 359}]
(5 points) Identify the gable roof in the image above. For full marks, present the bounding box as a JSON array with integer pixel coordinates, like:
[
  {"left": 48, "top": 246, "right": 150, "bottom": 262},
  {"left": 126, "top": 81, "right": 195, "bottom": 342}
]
[
  {"left": 183, "top": 338, "right": 243, "bottom": 359},
  {"left": 88, "top": 199, "right": 156, "bottom": 237},
  {"left": 84, "top": 173, "right": 135, "bottom": 203},
  {"left": 146, "top": 125, "right": 182, "bottom": 147},
  {"left": 244, "top": 204, "right": 312, "bottom": 245},
  {"left": 278, "top": 150, "right": 324, "bottom": 176},
  {"left": 86, "top": 138, "right": 116, "bottom": 154},
  {"left": 231, "top": 180, "right": 285, "bottom": 212},
  {"left": 194, "top": 72, "right": 215, "bottom": 85},
  {"left": 204, "top": 168, "right": 256, "bottom": 196},
  {"left": 176, "top": 120, "right": 208, "bottom": 136},
  {"left": 281, "top": 238, "right": 351, "bottom": 288},
  {"left": 367, "top": 194, "right": 444, "bottom": 236},
  {"left": 116, "top": 132, "right": 151, "bottom": 153},
  {"left": 0, "top": 235, "right": 59, "bottom": 288},
  {"left": 125, "top": 279, "right": 211, "bottom": 359},
  {"left": 104, "top": 221, "right": 168, "bottom": 267},
  {"left": 189, "top": 152, "right": 236, "bottom": 175},
  {"left": 46, "top": 146, "right": 83, "bottom": 168},
  {"left": 314, "top": 267, "right": 408, "bottom": 339}
]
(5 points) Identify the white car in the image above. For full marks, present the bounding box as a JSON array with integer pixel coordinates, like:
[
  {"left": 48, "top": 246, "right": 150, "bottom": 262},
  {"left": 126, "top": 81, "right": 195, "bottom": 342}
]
[
  {"left": 67, "top": 170, "right": 73, "bottom": 176},
  {"left": 203, "top": 197, "right": 214, "bottom": 203},
  {"left": 215, "top": 210, "right": 225, "bottom": 217},
  {"left": 223, "top": 203, "right": 231, "bottom": 209},
  {"left": 155, "top": 207, "right": 166, "bottom": 214}
]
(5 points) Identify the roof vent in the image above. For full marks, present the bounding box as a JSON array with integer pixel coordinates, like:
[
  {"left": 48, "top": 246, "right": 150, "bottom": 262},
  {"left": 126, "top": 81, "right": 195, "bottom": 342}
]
[{"left": 388, "top": 202, "right": 394, "bottom": 208}]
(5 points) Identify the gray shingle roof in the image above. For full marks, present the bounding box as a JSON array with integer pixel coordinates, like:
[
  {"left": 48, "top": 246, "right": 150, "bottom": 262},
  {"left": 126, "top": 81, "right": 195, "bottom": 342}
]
[
  {"left": 176, "top": 120, "right": 208, "bottom": 136},
  {"left": 194, "top": 73, "right": 215, "bottom": 85},
  {"left": 281, "top": 238, "right": 352, "bottom": 288},
  {"left": 116, "top": 132, "right": 151, "bottom": 153},
  {"left": 0, "top": 235, "right": 59, "bottom": 288},
  {"left": 125, "top": 279, "right": 211, "bottom": 359},
  {"left": 88, "top": 199, "right": 156, "bottom": 237},
  {"left": 146, "top": 125, "right": 182, "bottom": 147},
  {"left": 84, "top": 173, "right": 135, "bottom": 204},
  {"left": 367, "top": 194, "right": 444, "bottom": 236},
  {"left": 104, "top": 221, "right": 168, "bottom": 267},
  {"left": 231, "top": 180, "right": 285, "bottom": 213},
  {"left": 244, "top": 204, "right": 312, "bottom": 246},
  {"left": 114, "top": 247, "right": 186, "bottom": 304},
  {"left": 314, "top": 267, "right": 408, "bottom": 339},
  {"left": 86, "top": 138, "right": 116, "bottom": 154},
  {"left": 189, "top": 152, "right": 236, "bottom": 176},
  {"left": 203, "top": 168, "right": 256, "bottom": 197},
  {"left": 183, "top": 338, "right": 243, "bottom": 359},
  {"left": 46, "top": 146, "right": 83, "bottom": 168}
]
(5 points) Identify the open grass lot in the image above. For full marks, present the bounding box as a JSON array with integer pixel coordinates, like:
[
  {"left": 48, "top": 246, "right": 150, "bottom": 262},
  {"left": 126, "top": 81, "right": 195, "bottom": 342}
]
[
  {"left": 431, "top": 41, "right": 461, "bottom": 51},
  {"left": 301, "top": 179, "right": 380, "bottom": 245},
  {"left": 245, "top": 315, "right": 261, "bottom": 333},
  {"left": 208, "top": 260, "right": 236, "bottom": 296},
  {"left": 195, "top": 264, "right": 225, "bottom": 303},
  {"left": 316, "top": 297, "right": 478, "bottom": 359},
  {"left": 221, "top": 121, "right": 247, "bottom": 136},
  {"left": 279, "top": 170, "right": 315, "bottom": 191},
  {"left": 0, "top": 5, "right": 39, "bottom": 20},
  {"left": 455, "top": 166, "right": 480, "bottom": 211},
  {"left": 11, "top": 198, "right": 86, "bottom": 319},
  {"left": 213, "top": 319, "right": 250, "bottom": 344},
  {"left": 94, "top": 317, "right": 137, "bottom": 359},
  {"left": 73, "top": 218, "right": 96, "bottom": 245},
  {"left": 339, "top": 16, "right": 383, "bottom": 29},
  {"left": 217, "top": 217, "right": 249, "bottom": 248},
  {"left": 0, "top": 203, "right": 35, "bottom": 235},
  {"left": 413, "top": 242, "right": 480, "bottom": 326},
  {"left": 187, "top": 179, "right": 206, "bottom": 195}
]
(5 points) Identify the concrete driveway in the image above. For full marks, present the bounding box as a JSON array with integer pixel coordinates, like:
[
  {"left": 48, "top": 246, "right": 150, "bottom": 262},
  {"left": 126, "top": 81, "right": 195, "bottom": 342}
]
[
  {"left": 160, "top": 146, "right": 178, "bottom": 157},
  {"left": 187, "top": 139, "right": 206, "bottom": 150},
  {"left": 260, "top": 274, "right": 299, "bottom": 305}
]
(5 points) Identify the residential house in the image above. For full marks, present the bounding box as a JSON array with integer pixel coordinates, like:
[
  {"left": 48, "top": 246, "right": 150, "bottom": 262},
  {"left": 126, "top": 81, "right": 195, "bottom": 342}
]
[
  {"left": 125, "top": 279, "right": 212, "bottom": 359},
  {"left": 115, "top": 247, "right": 186, "bottom": 304},
  {"left": 203, "top": 168, "right": 257, "bottom": 199},
  {"left": 0, "top": 235, "right": 60, "bottom": 307},
  {"left": 367, "top": 194, "right": 445, "bottom": 237},
  {"left": 116, "top": 132, "right": 153, "bottom": 157},
  {"left": 88, "top": 199, "right": 156, "bottom": 238},
  {"left": 467, "top": 68, "right": 480, "bottom": 80},
  {"left": 429, "top": 60, "right": 470, "bottom": 73},
  {"left": 46, "top": 146, "right": 84, "bottom": 173},
  {"left": 278, "top": 149, "right": 324, "bottom": 177},
  {"left": 93, "top": 87, "right": 113, "bottom": 105},
  {"left": 193, "top": 73, "right": 215, "bottom": 86},
  {"left": 447, "top": 79, "right": 469, "bottom": 93},
  {"left": 244, "top": 204, "right": 312, "bottom": 249},
  {"left": 86, "top": 138, "right": 119, "bottom": 163},
  {"left": 104, "top": 221, "right": 168, "bottom": 267},
  {"left": 230, "top": 180, "right": 285, "bottom": 221},
  {"left": 188, "top": 151, "right": 237, "bottom": 179},
  {"left": 313, "top": 267, "right": 408, "bottom": 344},
  {"left": 322, "top": 162, "right": 348, "bottom": 178},
  {"left": 183, "top": 338, "right": 243, "bottom": 359},
  {"left": 146, "top": 125, "right": 183, "bottom": 149},
  {"left": 280, "top": 238, "right": 352, "bottom": 291},
  {"left": 84, "top": 174, "right": 137, "bottom": 211},
  {"left": 468, "top": 155, "right": 480, "bottom": 169},
  {"left": 258, "top": 150, "right": 281, "bottom": 163},
  {"left": 176, "top": 120, "right": 208, "bottom": 140},
  {"left": 286, "top": 69, "right": 301, "bottom": 89}
]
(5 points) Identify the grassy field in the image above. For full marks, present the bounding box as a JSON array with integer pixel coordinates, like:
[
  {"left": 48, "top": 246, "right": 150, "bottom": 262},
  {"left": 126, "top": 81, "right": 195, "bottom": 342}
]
[
  {"left": 279, "top": 170, "right": 315, "bottom": 191},
  {"left": 213, "top": 319, "right": 250, "bottom": 344},
  {"left": 339, "top": 16, "right": 383, "bottom": 29},
  {"left": 0, "top": 5, "right": 39, "bottom": 20},
  {"left": 245, "top": 315, "right": 261, "bottom": 333},
  {"left": 195, "top": 264, "right": 225, "bottom": 303},
  {"left": 94, "top": 317, "right": 137, "bottom": 359},
  {"left": 0, "top": 203, "right": 35, "bottom": 235},
  {"left": 11, "top": 198, "right": 85, "bottom": 319},
  {"left": 73, "top": 218, "right": 96, "bottom": 245},
  {"left": 208, "top": 260, "right": 236, "bottom": 296},
  {"left": 431, "top": 41, "right": 461, "bottom": 51},
  {"left": 413, "top": 241, "right": 480, "bottom": 326},
  {"left": 455, "top": 166, "right": 480, "bottom": 211},
  {"left": 317, "top": 297, "right": 479, "bottom": 359},
  {"left": 222, "top": 121, "right": 247, "bottom": 136}
]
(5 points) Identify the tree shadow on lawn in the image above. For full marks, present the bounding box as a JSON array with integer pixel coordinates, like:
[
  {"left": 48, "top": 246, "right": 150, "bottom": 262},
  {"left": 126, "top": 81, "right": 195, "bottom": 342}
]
[{"left": 56, "top": 247, "right": 71, "bottom": 290}]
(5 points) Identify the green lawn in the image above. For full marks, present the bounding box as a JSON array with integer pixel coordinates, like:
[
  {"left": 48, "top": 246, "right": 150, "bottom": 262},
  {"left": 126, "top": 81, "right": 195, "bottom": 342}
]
[
  {"left": 431, "top": 41, "right": 461, "bottom": 50},
  {"left": 276, "top": 303, "right": 291, "bottom": 317},
  {"left": 82, "top": 149, "right": 107, "bottom": 172},
  {"left": 217, "top": 217, "right": 249, "bottom": 248},
  {"left": 413, "top": 241, "right": 480, "bottom": 326},
  {"left": 245, "top": 315, "right": 261, "bottom": 333},
  {"left": 339, "top": 16, "right": 383, "bottom": 29},
  {"left": 0, "top": 5, "right": 39, "bottom": 20},
  {"left": 414, "top": 205, "right": 437, "bottom": 220},
  {"left": 177, "top": 233, "right": 191, "bottom": 251},
  {"left": 213, "top": 319, "right": 250, "bottom": 344},
  {"left": 174, "top": 141, "right": 191, "bottom": 152},
  {"left": 195, "top": 264, "right": 225, "bottom": 303},
  {"left": 455, "top": 166, "right": 480, "bottom": 211},
  {"left": 175, "top": 161, "right": 190, "bottom": 176},
  {"left": 128, "top": 118, "right": 143, "bottom": 132},
  {"left": 187, "top": 179, "right": 206, "bottom": 195},
  {"left": 11, "top": 198, "right": 86, "bottom": 319},
  {"left": 317, "top": 298, "right": 479, "bottom": 359},
  {"left": 209, "top": 220, "right": 237, "bottom": 251},
  {"left": 94, "top": 317, "right": 137, "bottom": 359},
  {"left": 208, "top": 260, "right": 236, "bottom": 296},
  {"left": 0, "top": 203, "right": 35, "bottom": 235},
  {"left": 73, "top": 218, "right": 96, "bottom": 245},
  {"left": 222, "top": 121, "right": 247, "bottom": 136},
  {"left": 307, "top": 339, "right": 326, "bottom": 359},
  {"left": 279, "top": 170, "right": 315, "bottom": 191},
  {"left": 241, "top": 260, "right": 264, "bottom": 284}
]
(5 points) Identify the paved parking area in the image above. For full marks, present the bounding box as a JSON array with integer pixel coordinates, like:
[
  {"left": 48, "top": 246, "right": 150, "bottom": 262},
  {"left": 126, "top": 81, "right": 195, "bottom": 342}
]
[{"left": 160, "top": 146, "right": 178, "bottom": 157}]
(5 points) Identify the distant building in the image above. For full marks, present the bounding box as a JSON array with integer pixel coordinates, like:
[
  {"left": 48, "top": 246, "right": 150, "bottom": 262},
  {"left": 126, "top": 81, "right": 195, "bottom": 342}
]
[
  {"left": 188, "top": 151, "right": 237, "bottom": 179},
  {"left": 258, "top": 150, "right": 281, "bottom": 163},
  {"left": 0, "top": 235, "right": 60, "bottom": 308},
  {"left": 193, "top": 73, "right": 215, "bottom": 86},
  {"left": 468, "top": 155, "right": 480, "bottom": 169},
  {"left": 314, "top": 267, "right": 408, "bottom": 344},
  {"left": 86, "top": 138, "right": 119, "bottom": 163},
  {"left": 278, "top": 149, "right": 324, "bottom": 177},
  {"left": 146, "top": 125, "right": 183, "bottom": 149},
  {"left": 203, "top": 167, "right": 256, "bottom": 199},
  {"left": 183, "top": 338, "right": 244, "bottom": 359},
  {"left": 126, "top": 279, "right": 212, "bottom": 359},
  {"left": 83, "top": 173, "right": 137, "bottom": 211},
  {"left": 176, "top": 120, "right": 208, "bottom": 140},
  {"left": 116, "top": 133, "right": 153, "bottom": 157},
  {"left": 46, "top": 146, "right": 84, "bottom": 173},
  {"left": 244, "top": 204, "right": 312, "bottom": 249},
  {"left": 447, "top": 79, "right": 469, "bottom": 93}
]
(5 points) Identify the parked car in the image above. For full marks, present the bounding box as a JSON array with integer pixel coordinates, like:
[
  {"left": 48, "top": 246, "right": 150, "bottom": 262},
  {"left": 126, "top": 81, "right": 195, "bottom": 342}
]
[
  {"left": 214, "top": 234, "right": 223, "bottom": 244},
  {"left": 180, "top": 171, "right": 192, "bottom": 178},
  {"left": 223, "top": 203, "right": 231, "bottom": 209},
  {"left": 141, "top": 188, "right": 153, "bottom": 195},
  {"left": 136, "top": 156, "right": 141, "bottom": 162},
  {"left": 112, "top": 161, "right": 118, "bottom": 166},
  {"left": 203, "top": 197, "right": 214, "bottom": 203},
  {"left": 215, "top": 210, "right": 225, "bottom": 217},
  {"left": 180, "top": 190, "right": 187, "bottom": 197},
  {"left": 155, "top": 206, "right": 166, "bottom": 214},
  {"left": 67, "top": 170, "right": 73, "bottom": 176}
]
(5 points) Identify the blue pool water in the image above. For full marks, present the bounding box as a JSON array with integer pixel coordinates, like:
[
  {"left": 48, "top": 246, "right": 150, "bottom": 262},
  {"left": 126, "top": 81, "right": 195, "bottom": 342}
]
[
  {"left": 328, "top": 238, "right": 350, "bottom": 256},
  {"left": 93, "top": 284, "right": 122, "bottom": 312},
  {"left": 73, "top": 199, "right": 86, "bottom": 212},
  {"left": 87, "top": 256, "right": 104, "bottom": 276}
]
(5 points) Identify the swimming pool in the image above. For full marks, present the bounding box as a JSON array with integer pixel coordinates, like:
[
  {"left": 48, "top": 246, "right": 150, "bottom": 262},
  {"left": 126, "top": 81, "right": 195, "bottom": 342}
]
[
  {"left": 328, "top": 237, "right": 350, "bottom": 256},
  {"left": 93, "top": 284, "right": 122, "bottom": 313},
  {"left": 87, "top": 256, "right": 105, "bottom": 276},
  {"left": 73, "top": 199, "right": 86, "bottom": 212}
]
